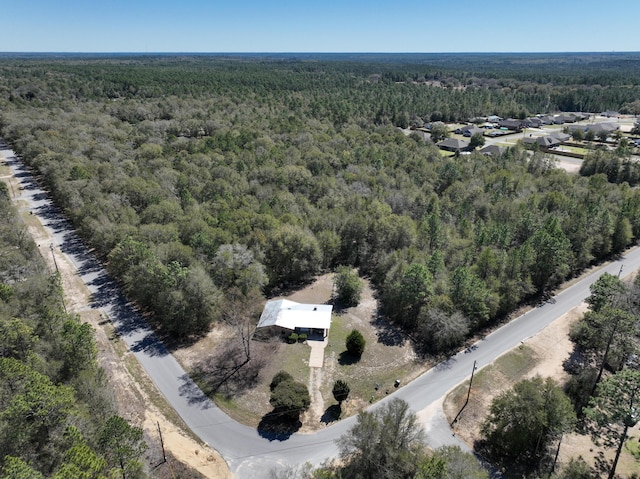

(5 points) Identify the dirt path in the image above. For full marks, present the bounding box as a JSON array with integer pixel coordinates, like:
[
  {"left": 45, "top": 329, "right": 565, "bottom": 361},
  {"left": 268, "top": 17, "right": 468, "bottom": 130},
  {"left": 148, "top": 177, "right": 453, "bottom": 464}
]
[
  {"left": 0, "top": 154, "right": 232, "bottom": 479},
  {"left": 308, "top": 367, "right": 325, "bottom": 421}
]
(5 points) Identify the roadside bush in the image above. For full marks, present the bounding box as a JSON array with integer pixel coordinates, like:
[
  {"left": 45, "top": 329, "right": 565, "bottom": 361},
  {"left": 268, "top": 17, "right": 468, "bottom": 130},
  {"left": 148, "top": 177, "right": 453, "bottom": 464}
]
[
  {"left": 297, "top": 333, "right": 307, "bottom": 342},
  {"left": 332, "top": 379, "right": 350, "bottom": 404},
  {"left": 286, "top": 333, "right": 298, "bottom": 344},
  {"left": 269, "top": 370, "right": 294, "bottom": 392},
  {"left": 269, "top": 378, "right": 311, "bottom": 419},
  {"left": 346, "top": 329, "right": 366, "bottom": 357}
]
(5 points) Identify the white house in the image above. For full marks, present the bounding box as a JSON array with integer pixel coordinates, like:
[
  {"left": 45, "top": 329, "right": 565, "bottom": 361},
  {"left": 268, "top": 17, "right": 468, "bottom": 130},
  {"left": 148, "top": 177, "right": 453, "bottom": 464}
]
[{"left": 256, "top": 299, "right": 333, "bottom": 339}]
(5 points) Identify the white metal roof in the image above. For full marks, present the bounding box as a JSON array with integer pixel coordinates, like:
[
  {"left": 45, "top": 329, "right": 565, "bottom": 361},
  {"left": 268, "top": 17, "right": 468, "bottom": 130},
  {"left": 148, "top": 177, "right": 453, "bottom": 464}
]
[{"left": 257, "top": 299, "right": 332, "bottom": 331}]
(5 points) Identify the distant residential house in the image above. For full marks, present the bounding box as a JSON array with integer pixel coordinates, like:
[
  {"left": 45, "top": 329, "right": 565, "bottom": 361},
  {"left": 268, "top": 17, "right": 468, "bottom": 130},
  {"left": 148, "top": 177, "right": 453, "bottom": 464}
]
[
  {"left": 573, "top": 112, "right": 590, "bottom": 121},
  {"left": 437, "top": 138, "right": 470, "bottom": 153},
  {"left": 487, "top": 115, "right": 502, "bottom": 123},
  {"left": 602, "top": 110, "right": 621, "bottom": 118},
  {"left": 523, "top": 135, "right": 561, "bottom": 148},
  {"left": 455, "top": 125, "right": 484, "bottom": 137},
  {"left": 550, "top": 131, "right": 571, "bottom": 142},
  {"left": 499, "top": 118, "right": 524, "bottom": 131},
  {"left": 256, "top": 299, "right": 333, "bottom": 339},
  {"left": 479, "top": 144, "right": 505, "bottom": 156},
  {"left": 587, "top": 122, "right": 618, "bottom": 135},
  {"left": 552, "top": 115, "right": 566, "bottom": 125},
  {"left": 538, "top": 116, "right": 555, "bottom": 125},
  {"left": 566, "top": 122, "right": 618, "bottom": 137},
  {"left": 464, "top": 127, "right": 484, "bottom": 137},
  {"left": 566, "top": 124, "right": 586, "bottom": 134},
  {"left": 525, "top": 117, "right": 544, "bottom": 128}
]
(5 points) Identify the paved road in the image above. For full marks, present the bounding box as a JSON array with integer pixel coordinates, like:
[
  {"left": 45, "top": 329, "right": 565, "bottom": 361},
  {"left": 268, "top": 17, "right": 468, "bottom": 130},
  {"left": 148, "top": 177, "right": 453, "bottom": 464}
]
[{"left": 3, "top": 143, "right": 640, "bottom": 478}]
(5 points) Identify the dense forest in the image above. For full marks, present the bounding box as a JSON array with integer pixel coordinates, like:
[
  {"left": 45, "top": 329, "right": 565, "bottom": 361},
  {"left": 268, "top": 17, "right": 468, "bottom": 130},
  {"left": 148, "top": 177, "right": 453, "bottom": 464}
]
[
  {"left": 1, "top": 53, "right": 640, "bottom": 352},
  {"left": 0, "top": 184, "right": 149, "bottom": 478}
]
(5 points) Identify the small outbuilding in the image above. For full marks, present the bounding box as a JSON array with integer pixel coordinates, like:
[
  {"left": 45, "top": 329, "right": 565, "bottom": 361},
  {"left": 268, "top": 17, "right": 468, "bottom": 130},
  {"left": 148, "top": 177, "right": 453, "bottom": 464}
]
[{"left": 256, "top": 299, "right": 333, "bottom": 339}]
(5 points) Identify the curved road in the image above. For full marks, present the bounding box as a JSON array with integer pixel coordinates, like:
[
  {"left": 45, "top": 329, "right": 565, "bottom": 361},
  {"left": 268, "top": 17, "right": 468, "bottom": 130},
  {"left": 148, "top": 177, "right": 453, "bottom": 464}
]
[{"left": 3, "top": 143, "right": 640, "bottom": 478}]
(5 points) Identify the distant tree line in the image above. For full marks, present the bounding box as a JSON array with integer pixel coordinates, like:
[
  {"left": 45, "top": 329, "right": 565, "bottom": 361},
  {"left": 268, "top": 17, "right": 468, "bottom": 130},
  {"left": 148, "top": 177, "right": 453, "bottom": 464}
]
[{"left": 0, "top": 56, "right": 639, "bottom": 355}]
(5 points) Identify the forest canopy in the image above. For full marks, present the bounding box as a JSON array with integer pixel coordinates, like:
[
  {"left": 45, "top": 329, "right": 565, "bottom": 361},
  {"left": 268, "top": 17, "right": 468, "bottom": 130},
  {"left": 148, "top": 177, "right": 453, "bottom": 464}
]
[
  {"left": 1, "top": 53, "right": 640, "bottom": 346},
  {"left": 0, "top": 186, "right": 147, "bottom": 478}
]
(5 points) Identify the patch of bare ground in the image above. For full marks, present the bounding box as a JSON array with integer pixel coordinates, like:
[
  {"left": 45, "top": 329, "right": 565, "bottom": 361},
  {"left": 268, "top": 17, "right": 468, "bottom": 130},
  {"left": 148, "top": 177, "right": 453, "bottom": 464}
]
[
  {"left": 2, "top": 170, "right": 231, "bottom": 479},
  {"left": 443, "top": 303, "right": 640, "bottom": 477}
]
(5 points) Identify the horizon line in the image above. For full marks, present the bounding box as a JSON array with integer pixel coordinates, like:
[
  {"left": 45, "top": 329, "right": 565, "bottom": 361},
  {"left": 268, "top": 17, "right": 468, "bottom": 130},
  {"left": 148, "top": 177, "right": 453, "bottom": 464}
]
[{"left": 1, "top": 50, "right": 639, "bottom": 55}]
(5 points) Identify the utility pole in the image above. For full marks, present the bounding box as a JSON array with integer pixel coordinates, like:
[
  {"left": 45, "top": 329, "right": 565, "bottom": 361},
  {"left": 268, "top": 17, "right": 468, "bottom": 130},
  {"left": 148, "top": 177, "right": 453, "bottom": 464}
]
[
  {"left": 157, "top": 421, "right": 167, "bottom": 464},
  {"left": 50, "top": 244, "right": 67, "bottom": 314},
  {"left": 608, "top": 387, "right": 638, "bottom": 479},
  {"left": 451, "top": 360, "right": 477, "bottom": 426},
  {"left": 550, "top": 433, "right": 563, "bottom": 477},
  {"left": 466, "top": 359, "right": 477, "bottom": 404},
  {"left": 50, "top": 243, "right": 59, "bottom": 273}
]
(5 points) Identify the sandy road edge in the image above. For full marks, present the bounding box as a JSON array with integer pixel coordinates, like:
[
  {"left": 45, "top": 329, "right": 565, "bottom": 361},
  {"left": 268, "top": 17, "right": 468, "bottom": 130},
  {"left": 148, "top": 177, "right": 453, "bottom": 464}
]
[{"left": 0, "top": 152, "right": 232, "bottom": 479}]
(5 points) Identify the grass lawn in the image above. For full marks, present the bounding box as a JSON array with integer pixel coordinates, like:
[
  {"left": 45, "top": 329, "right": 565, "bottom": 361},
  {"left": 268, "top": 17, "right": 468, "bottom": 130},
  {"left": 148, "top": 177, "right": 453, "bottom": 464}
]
[
  {"left": 320, "top": 306, "right": 421, "bottom": 417},
  {"left": 323, "top": 318, "right": 405, "bottom": 404},
  {"left": 267, "top": 340, "right": 310, "bottom": 386}
]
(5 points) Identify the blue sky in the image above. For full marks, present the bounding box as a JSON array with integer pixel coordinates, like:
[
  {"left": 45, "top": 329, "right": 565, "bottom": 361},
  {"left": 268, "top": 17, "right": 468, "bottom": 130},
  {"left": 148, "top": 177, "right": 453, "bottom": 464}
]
[{"left": 2, "top": 0, "right": 639, "bottom": 53}]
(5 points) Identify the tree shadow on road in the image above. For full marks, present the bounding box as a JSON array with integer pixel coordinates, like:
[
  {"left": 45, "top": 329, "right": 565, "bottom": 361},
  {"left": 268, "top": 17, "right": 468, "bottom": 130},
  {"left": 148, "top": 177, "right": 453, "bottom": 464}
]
[
  {"left": 177, "top": 373, "right": 213, "bottom": 409},
  {"left": 257, "top": 412, "right": 302, "bottom": 441},
  {"left": 320, "top": 404, "right": 342, "bottom": 424},
  {"left": 130, "top": 332, "right": 169, "bottom": 357}
]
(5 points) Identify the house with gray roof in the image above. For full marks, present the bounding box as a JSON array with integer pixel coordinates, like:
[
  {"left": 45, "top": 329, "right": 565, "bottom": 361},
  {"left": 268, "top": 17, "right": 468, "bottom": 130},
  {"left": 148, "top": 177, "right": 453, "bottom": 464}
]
[
  {"left": 567, "top": 122, "right": 619, "bottom": 136},
  {"left": 587, "top": 122, "right": 618, "bottom": 134},
  {"left": 499, "top": 118, "right": 524, "bottom": 131},
  {"left": 479, "top": 144, "right": 505, "bottom": 156},
  {"left": 437, "top": 138, "right": 471, "bottom": 153},
  {"left": 525, "top": 117, "right": 544, "bottom": 128},
  {"left": 550, "top": 131, "right": 571, "bottom": 142},
  {"left": 455, "top": 125, "right": 484, "bottom": 137},
  {"left": 554, "top": 113, "right": 578, "bottom": 124},
  {"left": 523, "top": 135, "right": 562, "bottom": 148}
]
